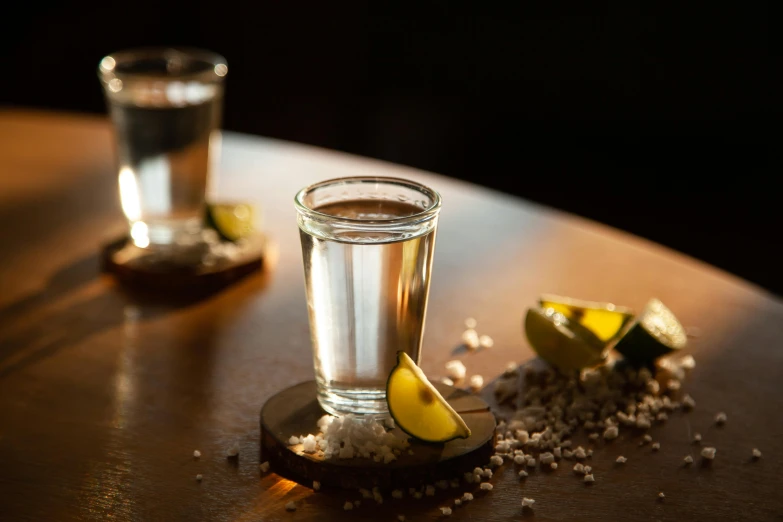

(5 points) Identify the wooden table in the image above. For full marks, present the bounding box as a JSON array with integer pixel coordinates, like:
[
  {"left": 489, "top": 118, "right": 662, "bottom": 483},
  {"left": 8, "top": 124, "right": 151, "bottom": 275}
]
[{"left": 0, "top": 110, "right": 780, "bottom": 521}]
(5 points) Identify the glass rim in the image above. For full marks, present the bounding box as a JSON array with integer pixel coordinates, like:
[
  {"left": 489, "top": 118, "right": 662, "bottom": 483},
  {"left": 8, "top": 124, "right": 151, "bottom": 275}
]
[
  {"left": 294, "top": 176, "right": 442, "bottom": 226},
  {"left": 97, "top": 47, "right": 228, "bottom": 83}
]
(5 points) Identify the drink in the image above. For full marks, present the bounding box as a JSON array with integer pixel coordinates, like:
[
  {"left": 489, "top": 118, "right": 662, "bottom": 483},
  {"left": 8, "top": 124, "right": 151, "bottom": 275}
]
[
  {"left": 295, "top": 178, "right": 442, "bottom": 415},
  {"left": 99, "top": 48, "right": 227, "bottom": 251},
  {"left": 111, "top": 99, "right": 221, "bottom": 246}
]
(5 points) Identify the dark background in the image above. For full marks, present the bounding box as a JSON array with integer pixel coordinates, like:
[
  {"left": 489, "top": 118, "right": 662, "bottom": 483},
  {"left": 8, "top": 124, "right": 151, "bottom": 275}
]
[{"left": 2, "top": 1, "right": 776, "bottom": 294}]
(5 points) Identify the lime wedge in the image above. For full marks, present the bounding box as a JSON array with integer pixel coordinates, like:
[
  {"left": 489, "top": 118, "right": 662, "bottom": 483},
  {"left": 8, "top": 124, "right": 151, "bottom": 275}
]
[
  {"left": 206, "top": 203, "right": 256, "bottom": 242},
  {"left": 539, "top": 294, "right": 634, "bottom": 343},
  {"left": 613, "top": 298, "right": 687, "bottom": 365},
  {"left": 386, "top": 352, "right": 471, "bottom": 443},
  {"left": 524, "top": 307, "right": 609, "bottom": 372}
]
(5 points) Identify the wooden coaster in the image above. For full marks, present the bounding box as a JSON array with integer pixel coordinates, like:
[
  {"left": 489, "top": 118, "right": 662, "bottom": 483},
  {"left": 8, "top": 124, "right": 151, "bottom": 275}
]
[
  {"left": 260, "top": 380, "right": 496, "bottom": 490},
  {"left": 101, "top": 234, "right": 265, "bottom": 295}
]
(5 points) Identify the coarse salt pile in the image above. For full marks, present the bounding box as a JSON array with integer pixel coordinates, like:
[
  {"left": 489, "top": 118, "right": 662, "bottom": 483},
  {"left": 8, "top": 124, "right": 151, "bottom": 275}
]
[{"left": 288, "top": 414, "right": 410, "bottom": 463}]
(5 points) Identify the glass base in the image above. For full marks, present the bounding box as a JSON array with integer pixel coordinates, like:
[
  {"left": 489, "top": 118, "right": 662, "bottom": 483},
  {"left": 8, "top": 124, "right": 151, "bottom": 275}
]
[{"left": 317, "top": 384, "right": 390, "bottom": 417}]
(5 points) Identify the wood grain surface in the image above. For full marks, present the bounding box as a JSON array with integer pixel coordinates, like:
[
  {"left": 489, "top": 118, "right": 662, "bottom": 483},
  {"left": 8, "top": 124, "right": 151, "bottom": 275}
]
[{"left": 0, "top": 110, "right": 781, "bottom": 521}]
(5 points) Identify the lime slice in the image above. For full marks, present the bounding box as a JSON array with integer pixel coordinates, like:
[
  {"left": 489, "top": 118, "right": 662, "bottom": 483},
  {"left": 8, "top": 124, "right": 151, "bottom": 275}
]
[
  {"left": 613, "top": 298, "right": 687, "bottom": 365},
  {"left": 524, "top": 307, "right": 609, "bottom": 372},
  {"left": 386, "top": 352, "right": 471, "bottom": 443},
  {"left": 539, "top": 294, "right": 634, "bottom": 343},
  {"left": 206, "top": 203, "right": 256, "bottom": 241}
]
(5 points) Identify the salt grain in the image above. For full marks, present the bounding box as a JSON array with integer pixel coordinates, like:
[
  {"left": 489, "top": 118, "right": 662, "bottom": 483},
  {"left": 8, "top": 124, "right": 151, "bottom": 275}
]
[
  {"left": 518, "top": 470, "right": 528, "bottom": 478},
  {"left": 343, "top": 501, "right": 353, "bottom": 510},
  {"left": 588, "top": 433, "right": 599, "bottom": 441},
  {"left": 514, "top": 455, "right": 526, "bottom": 465},
  {"left": 227, "top": 443, "right": 239, "bottom": 457},
  {"left": 504, "top": 362, "right": 519, "bottom": 376},
  {"left": 651, "top": 442, "right": 660, "bottom": 451},
  {"left": 288, "top": 436, "right": 300, "bottom": 445},
  {"left": 413, "top": 492, "right": 423, "bottom": 499},
  {"left": 441, "top": 377, "right": 454, "bottom": 386},
  {"left": 450, "top": 479, "right": 460, "bottom": 488},
  {"left": 693, "top": 433, "right": 702, "bottom": 443},
  {"left": 462, "top": 492, "right": 474, "bottom": 502},
  {"left": 397, "top": 516, "right": 405, "bottom": 522},
  {"left": 313, "top": 481, "right": 321, "bottom": 491},
  {"left": 584, "top": 474, "right": 595, "bottom": 483},
  {"left": 193, "top": 450, "right": 201, "bottom": 458},
  {"left": 483, "top": 469, "right": 493, "bottom": 479},
  {"left": 752, "top": 448, "right": 762, "bottom": 459},
  {"left": 603, "top": 426, "right": 619, "bottom": 440},
  {"left": 480, "top": 482, "right": 493, "bottom": 491},
  {"left": 425, "top": 485, "right": 436, "bottom": 497},
  {"left": 658, "top": 492, "right": 665, "bottom": 500},
  {"left": 521, "top": 498, "right": 535, "bottom": 508},
  {"left": 490, "top": 455, "right": 504, "bottom": 467},
  {"left": 616, "top": 456, "right": 627, "bottom": 464},
  {"left": 469, "top": 375, "right": 484, "bottom": 391},
  {"left": 259, "top": 461, "right": 270, "bottom": 473},
  {"left": 550, "top": 462, "right": 558, "bottom": 470},
  {"left": 553, "top": 447, "right": 562, "bottom": 459},
  {"left": 445, "top": 360, "right": 467, "bottom": 381},
  {"left": 643, "top": 434, "right": 653, "bottom": 443},
  {"left": 392, "top": 489, "right": 403, "bottom": 499},
  {"left": 462, "top": 329, "right": 481, "bottom": 350},
  {"left": 440, "top": 506, "right": 453, "bottom": 516},
  {"left": 285, "top": 501, "right": 296, "bottom": 511},
  {"left": 540, "top": 452, "right": 555, "bottom": 465},
  {"left": 573, "top": 463, "right": 585, "bottom": 474},
  {"left": 196, "top": 474, "right": 203, "bottom": 481},
  {"left": 682, "top": 394, "right": 696, "bottom": 409},
  {"left": 527, "top": 457, "right": 537, "bottom": 468},
  {"left": 715, "top": 412, "right": 727, "bottom": 425},
  {"left": 574, "top": 447, "right": 586, "bottom": 459},
  {"left": 701, "top": 447, "right": 717, "bottom": 460},
  {"left": 465, "top": 317, "right": 477, "bottom": 329},
  {"left": 584, "top": 466, "right": 592, "bottom": 474},
  {"left": 684, "top": 455, "right": 693, "bottom": 464},
  {"left": 360, "top": 488, "right": 372, "bottom": 499},
  {"left": 680, "top": 355, "right": 696, "bottom": 369},
  {"left": 479, "top": 335, "right": 494, "bottom": 349}
]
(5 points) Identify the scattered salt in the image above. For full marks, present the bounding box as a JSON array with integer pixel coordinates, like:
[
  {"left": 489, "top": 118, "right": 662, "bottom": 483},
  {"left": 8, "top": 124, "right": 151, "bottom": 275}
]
[
  {"left": 312, "top": 481, "right": 320, "bottom": 491},
  {"left": 483, "top": 468, "right": 493, "bottom": 479},
  {"left": 588, "top": 433, "right": 599, "bottom": 440},
  {"left": 521, "top": 497, "right": 535, "bottom": 508},
  {"left": 682, "top": 394, "right": 696, "bottom": 409},
  {"left": 684, "top": 455, "right": 693, "bottom": 464},
  {"left": 288, "top": 436, "right": 301, "bottom": 445},
  {"left": 616, "top": 456, "right": 627, "bottom": 464},
  {"left": 680, "top": 355, "right": 696, "bottom": 369},
  {"left": 518, "top": 470, "right": 528, "bottom": 478},
  {"left": 465, "top": 317, "right": 477, "bottom": 329},
  {"left": 553, "top": 447, "right": 562, "bottom": 459},
  {"left": 413, "top": 492, "right": 423, "bottom": 499},
  {"left": 196, "top": 474, "right": 203, "bottom": 481},
  {"left": 574, "top": 447, "right": 586, "bottom": 460},
  {"left": 584, "top": 474, "right": 595, "bottom": 483},
  {"left": 752, "top": 448, "right": 762, "bottom": 459},
  {"left": 715, "top": 412, "right": 727, "bottom": 425},
  {"left": 504, "top": 362, "right": 519, "bottom": 376},
  {"left": 285, "top": 501, "right": 296, "bottom": 511},
  {"left": 693, "top": 433, "right": 702, "bottom": 443},
  {"left": 652, "top": 442, "right": 660, "bottom": 451},
  {"left": 445, "top": 360, "right": 467, "bottom": 381},
  {"left": 701, "top": 447, "right": 717, "bottom": 460},
  {"left": 550, "top": 462, "right": 558, "bottom": 470},
  {"left": 540, "top": 452, "right": 555, "bottom": 465},
  {"left": 440, "top": 506, "right": 453, "bottom": 515},
  {"left": 584, "top": 466, "right": 592, "bottom": 474},
  {"left": 469, "top": 375, "right": 484, "bottom": 391},
  {"left": 392, "top": 489, "right": 403, "bottom": 499},
  {"left": 573, "top": 463, "right": 585, "bottom": 474},
  {"left": 193, "top": 450, "right": 201, "bottom": 458},
  {"left": 658, "top": 492, "right": 665, "bottom": 500},
  {"left": 227, "top": 443, "right": 239, "bottom": 457},
  {"left": 514, "top": 455, "right": 526, "bottom": 465},
  {"left": 462, "top": 492, "right": 473, "bottom": 502},
  {"left": 454, "top": 499, "right": 462, "bottom": 506},
  {"left": 343, "top": 501, "right": 353, "bottom": 510},
  {"left": 302, "top": 434, "right": 317, "bottom": 453},
  {"left": 480, "top": 482, "right": 493, "bottom": 491},
  {"left": 526, "top": 457, "right": 537, "bottom": 468},
  {"left": 359, "top": 488, "right": 372, "bottom": 499},
  {"left": 436, "top": 480, "right": 449, "bottom": 490},
  {"left": 643, "top": 434, "right": 653, "bottom": 443},
  {"left": 603, "top": 426, "right": 619, "bottom": 440},
  {"left": 259, "top": 461, "right": 270, "bottom": 473},
  {"left": 489, "top": 455, "right": 504, "bottom": 467},
  {"left": 425, "top": 485, "right": 436, "bottom": 497}
]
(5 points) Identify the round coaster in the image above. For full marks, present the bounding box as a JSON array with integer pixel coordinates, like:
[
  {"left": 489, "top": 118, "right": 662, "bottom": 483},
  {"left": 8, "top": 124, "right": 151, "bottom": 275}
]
[
  {"left": 260, "top": 380, "right": 496, "bottom": 490},
  {"left": 101, "top": 233, "right": 266, "bottom": 294}
]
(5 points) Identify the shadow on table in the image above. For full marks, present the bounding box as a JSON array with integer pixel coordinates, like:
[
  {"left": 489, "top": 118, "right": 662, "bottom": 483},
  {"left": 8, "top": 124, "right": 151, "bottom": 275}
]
[{"left": 0, "top": 251, "right": 273, "bottom": 380}]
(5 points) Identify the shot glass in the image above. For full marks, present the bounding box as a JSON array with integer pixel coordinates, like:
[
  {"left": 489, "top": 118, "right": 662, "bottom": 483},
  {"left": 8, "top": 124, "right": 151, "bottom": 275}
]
[
  {"left": 295, "top": 177, "right": 442, "bottom": 415},
  {"left": 98, "top": 47, "right": 227, "bottom": 256}
]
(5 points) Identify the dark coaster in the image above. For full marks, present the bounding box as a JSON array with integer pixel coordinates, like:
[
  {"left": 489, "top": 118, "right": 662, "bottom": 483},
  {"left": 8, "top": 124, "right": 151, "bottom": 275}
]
[
  {"left": 101, "top": 233, "right": 265, "bottom": 294},
  {"left": 260, "top": 380, "right": 497, "bottom": 490}
]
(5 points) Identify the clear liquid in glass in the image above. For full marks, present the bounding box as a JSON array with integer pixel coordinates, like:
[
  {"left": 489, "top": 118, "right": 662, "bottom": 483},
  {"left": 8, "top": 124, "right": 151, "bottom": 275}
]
[{"left": 299, "top": 199, "right": 437, "bottom": 415}]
